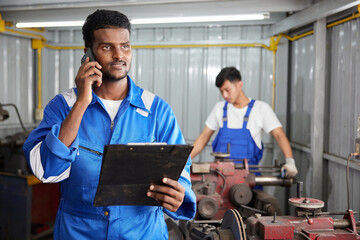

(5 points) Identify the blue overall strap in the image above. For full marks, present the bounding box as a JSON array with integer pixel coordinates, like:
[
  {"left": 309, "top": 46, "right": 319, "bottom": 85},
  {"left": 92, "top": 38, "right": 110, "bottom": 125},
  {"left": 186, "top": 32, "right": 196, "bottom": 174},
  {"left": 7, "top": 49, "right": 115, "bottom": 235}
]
[
  {"left": 222, "top": 101, "right": 229, "bottom": 128},
  {"left": 242, "top": 99, "right": 256, "bottom": 129}
]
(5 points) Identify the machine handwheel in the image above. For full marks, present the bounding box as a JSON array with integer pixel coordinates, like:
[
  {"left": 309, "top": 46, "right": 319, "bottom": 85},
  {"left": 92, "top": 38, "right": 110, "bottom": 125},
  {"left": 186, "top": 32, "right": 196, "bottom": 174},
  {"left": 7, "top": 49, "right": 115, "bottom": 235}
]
[
  {"left": 288, "top": 197, "right": 324, "bottom": 209},
  {"left": 211, "top": 152, "right": 231, "bottom": 158}
]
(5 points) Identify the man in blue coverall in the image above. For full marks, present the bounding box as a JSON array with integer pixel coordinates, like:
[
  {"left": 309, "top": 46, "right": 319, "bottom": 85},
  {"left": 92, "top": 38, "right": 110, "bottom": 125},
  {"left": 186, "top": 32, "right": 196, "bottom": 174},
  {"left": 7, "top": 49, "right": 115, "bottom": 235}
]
[
  {"left": 191, "top": 67, "right": 297, "bottom": 178},
  {"left": 23, "top": 9, "right": 196, "bottom": 240}
]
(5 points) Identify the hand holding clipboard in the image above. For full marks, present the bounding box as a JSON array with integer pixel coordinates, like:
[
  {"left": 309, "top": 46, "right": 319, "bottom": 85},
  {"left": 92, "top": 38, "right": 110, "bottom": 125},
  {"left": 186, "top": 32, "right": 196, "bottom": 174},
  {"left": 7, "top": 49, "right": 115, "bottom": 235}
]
[{"left": 94, "top": 144, "right": 193, "bottom": 207}]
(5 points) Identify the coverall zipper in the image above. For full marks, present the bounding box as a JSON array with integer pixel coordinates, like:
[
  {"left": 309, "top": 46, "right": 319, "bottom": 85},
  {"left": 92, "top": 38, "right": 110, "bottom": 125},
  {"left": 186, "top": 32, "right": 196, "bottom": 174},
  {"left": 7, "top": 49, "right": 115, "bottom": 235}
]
[{"left": 79, "top": 145, "right": 102, "bottom": 156}]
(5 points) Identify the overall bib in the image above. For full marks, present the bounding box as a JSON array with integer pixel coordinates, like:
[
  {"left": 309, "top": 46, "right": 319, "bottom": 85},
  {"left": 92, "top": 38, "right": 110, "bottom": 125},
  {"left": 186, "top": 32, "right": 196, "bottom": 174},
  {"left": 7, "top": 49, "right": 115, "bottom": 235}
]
[{"left": 212, "top": 99, "right": 263, "bottom": 165}]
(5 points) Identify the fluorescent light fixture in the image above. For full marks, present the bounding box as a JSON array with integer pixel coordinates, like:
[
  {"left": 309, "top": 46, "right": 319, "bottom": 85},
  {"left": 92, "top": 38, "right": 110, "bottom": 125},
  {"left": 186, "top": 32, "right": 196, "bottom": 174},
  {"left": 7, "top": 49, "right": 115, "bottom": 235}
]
[
  {"left": 16, "top": 21, "right": 85, "bottom": 28},
  {"left": 16, "top": 13, "right": 269, "bottom": 28},
  {"left": 131, "top": 13, "right": 270, "bottom": 25}
]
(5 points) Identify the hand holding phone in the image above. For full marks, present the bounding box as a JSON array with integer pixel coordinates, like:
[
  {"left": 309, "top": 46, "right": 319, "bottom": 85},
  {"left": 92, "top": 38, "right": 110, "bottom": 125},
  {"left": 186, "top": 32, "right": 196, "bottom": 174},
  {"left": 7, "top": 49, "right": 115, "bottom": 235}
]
[
  {"left": 75, "top": 48, "right": 102, "bottom": 105},
  {"left": 81, "top": 48, "right": 95, "bottom": 64}
]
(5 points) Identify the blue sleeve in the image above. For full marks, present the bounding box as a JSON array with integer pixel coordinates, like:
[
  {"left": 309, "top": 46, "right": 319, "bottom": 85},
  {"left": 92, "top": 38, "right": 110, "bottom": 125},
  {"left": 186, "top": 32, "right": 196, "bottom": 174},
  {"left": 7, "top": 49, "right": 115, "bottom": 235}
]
[
  {"left": 23, "top": 95, "right": 79, "bottom": 181},
  {"left": 154, "top": 98, "right": 196, "bottom": 220}
]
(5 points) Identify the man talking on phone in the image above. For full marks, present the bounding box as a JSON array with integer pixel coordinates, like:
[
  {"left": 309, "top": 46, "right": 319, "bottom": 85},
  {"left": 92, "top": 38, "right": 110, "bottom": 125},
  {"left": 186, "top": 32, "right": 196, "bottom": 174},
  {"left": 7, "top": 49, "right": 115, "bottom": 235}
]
[{"left": 23, "top": 9, "right": 196, "bottom": 240}]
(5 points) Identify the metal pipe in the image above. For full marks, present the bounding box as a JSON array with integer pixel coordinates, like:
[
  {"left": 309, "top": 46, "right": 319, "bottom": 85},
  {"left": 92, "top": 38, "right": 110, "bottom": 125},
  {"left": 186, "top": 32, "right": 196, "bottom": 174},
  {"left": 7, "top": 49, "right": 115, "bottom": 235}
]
[
  {"left": 271, "top": 49, "right": 276, "bottom": 109},
  {"left": 297, "top": 181, "right": 303, "bottom": 198},
  {"left": 37, "top": 47, "right": 42, "bottom": 110},
  {"left": 272, "top": 6, "right": 360, "bottom": 46},
  {"left": 248, "top": 165, "right": 281, "bottom": 168},
  {"left": 249, "top": 169, "right": 280, "bottom": 173},
  {"left": 318, "top": 211, "right": 358, "bottom": 216},
  {"left": 43, "top": 43, "right": 83, "bottom": 50},
  {"left": 132, "top": 43, "right": 272, "bottom": 51},
  {"left": 4, "top": 27, "right": 45, "bottom": 40},
  {"left": 334, "top": 219, "right": 351, "bottom": 229},
  {"left": 192, "top": 219, "right": 222, "bottom": 225},
  {"left": 255, "top": 176, "right": 294, "bottom": 186},
  {"left": 212, "top": 169, "right": 227, "bottom": 195},
  {"left": 239, "top": 204, "right": 268, "bottom": 215}
]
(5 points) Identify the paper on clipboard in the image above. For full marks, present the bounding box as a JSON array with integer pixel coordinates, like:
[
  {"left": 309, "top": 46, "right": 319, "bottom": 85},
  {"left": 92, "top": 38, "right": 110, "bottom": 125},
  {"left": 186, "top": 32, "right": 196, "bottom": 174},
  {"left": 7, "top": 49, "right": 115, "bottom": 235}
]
[{"left": 93, "top": 144, "right": 193, "bottom": 207}]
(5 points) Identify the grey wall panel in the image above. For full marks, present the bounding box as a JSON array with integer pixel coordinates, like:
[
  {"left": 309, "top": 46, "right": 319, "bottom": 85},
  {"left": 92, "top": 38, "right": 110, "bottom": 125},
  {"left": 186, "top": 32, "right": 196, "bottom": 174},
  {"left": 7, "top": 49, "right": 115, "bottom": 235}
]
[
  {"left": 327, "top": 18, "right": 360, "bottom": 157},
  {"left": 42, "top": 29, "right": 83, "bottom": 106},
  {"left": 0, "top": 34, "right": 34, "bottom": 138},
  {"left": 289, "top": 35, "right": 314, "bottom": 147},
  {"left": 168, "top": 47, "right": 190, "bottom": 131},
  {"left": 327, "top": 161, "right": 360, "bottom": 217},
  {"left": 325, "top": 18, "right": 360, "bottom": 217},
  {"left": 42, "top": 47, "right": 58, "bottom": 105},
  {"left": 186, "top": 47, "right": 205, "bottom": 141}
]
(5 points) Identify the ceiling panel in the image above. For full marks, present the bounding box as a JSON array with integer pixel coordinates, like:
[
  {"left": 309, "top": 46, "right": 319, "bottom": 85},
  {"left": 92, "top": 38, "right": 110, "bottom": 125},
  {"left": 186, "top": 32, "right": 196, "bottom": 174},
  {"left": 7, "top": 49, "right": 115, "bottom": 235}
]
[{"left": 0, "top": 0, "right": 312, "bottom": 27}]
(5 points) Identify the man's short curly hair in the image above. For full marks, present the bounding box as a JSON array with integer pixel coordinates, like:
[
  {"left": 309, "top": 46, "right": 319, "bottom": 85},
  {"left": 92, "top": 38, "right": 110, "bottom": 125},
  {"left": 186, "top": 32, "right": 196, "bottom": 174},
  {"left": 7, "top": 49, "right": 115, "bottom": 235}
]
[{"left": 82, "top": 9, "right": 131, "bottom": 48}]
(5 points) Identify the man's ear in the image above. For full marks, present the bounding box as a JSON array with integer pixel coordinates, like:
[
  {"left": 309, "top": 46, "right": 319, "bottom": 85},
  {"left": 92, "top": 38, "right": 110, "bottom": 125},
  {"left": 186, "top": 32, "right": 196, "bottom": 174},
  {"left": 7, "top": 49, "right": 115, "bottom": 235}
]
[
  {"left": 84, "top": 48, "right": 88, "bottom": 54},
  {"left": 236, "top": 80, "right": 243, "bottom": 89}
]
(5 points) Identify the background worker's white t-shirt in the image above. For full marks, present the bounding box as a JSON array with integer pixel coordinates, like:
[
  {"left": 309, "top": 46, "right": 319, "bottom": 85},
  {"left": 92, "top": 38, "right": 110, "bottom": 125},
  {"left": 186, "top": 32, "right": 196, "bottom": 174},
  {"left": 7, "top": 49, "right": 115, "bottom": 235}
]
[{"left": 205, "top": 99, "right": 282, "bottom": 149}]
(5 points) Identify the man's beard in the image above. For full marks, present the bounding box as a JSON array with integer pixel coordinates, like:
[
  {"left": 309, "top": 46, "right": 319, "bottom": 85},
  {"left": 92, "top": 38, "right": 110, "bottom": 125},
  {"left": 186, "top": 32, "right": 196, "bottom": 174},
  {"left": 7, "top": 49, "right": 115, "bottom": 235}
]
[{"left": 101, "top": 65, "right": 129, "bottom": 82}]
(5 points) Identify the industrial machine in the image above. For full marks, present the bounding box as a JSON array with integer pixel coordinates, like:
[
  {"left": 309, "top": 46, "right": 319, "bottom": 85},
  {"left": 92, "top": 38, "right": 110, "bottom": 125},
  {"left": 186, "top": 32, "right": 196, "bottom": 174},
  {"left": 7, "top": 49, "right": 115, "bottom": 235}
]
[
  {"left": 191, "top": 152, "right": 294, "bottom": 220},
  {"left": 185, "top": 181, "right": 360, "bottom": 240},
  {"left": 0, "top": 103, "right": 59, "bottom": 240}
]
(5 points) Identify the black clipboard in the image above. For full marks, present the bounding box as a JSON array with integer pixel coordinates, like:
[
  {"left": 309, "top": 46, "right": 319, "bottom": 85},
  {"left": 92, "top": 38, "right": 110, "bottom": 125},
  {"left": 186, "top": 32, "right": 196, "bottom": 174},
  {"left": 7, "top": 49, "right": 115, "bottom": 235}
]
[{"left": 93, "top": 144, "right": 193, "bottom": 207}]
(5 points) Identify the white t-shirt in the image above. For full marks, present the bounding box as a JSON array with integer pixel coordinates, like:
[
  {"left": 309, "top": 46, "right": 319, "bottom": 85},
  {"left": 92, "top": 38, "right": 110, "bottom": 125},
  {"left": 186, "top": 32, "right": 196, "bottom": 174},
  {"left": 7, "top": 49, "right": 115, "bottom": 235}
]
[
  {"left": 99, "top": 97, "right": 123, "bottom": 121},
  {"left": 205, "top": 99, "right": 282, "bottom": 149}
]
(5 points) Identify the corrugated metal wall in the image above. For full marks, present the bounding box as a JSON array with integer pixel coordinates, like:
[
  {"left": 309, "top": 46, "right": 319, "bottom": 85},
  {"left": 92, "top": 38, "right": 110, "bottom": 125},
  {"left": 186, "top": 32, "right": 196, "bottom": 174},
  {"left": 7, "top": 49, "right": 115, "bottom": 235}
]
[
  {"left": 130, "top": 26, "right": 274, "bottom": 163},
  {"left": 1, "top": 25, "right": 275, "bottom": 164},
  {"left": 42, "top": 30, "right": 84, "bottom": 102},
  {"left": 325, "top": 18, "right": 360, "bottom": 214},
  {"left": 288, "top": 18, "right": 360, "bottom": 214},
  {"left": 327, "top": 18, "right": 360, "bottom": 157},
  {"left": 289, "top": 35, "right": 314, "bottom": 147},
  {"left": 288, "top": 35, "right": 315, "bottom": 199},
  {"left": 0, "top": 34, "right": 34, "bottom": 137}
]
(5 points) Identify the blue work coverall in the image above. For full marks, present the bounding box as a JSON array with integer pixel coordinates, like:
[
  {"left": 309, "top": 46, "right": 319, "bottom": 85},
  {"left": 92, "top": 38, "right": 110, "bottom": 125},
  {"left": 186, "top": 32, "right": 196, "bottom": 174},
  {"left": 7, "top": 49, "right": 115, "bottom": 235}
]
[
  {"left": 212, "top": 99, "right": 263, "bottom": 165},
  {"left": 23, "top": 76, "right": 196, "bottom": 240}
]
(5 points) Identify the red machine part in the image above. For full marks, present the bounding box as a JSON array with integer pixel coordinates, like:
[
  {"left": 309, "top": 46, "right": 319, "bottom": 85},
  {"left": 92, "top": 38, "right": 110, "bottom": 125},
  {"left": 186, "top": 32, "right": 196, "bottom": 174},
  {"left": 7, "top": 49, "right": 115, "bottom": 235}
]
[
  {"left": 245, "top": 210, "right": 360, "bottom": 240},
  {"left": 187, "top": 180, "right": 359, "bottom": 240},
  {"left": 191, "top": 161, "right": 255, "bottom": 220},
  {"left": 288, "top": 197, "right": 324, "bottom": 209}
]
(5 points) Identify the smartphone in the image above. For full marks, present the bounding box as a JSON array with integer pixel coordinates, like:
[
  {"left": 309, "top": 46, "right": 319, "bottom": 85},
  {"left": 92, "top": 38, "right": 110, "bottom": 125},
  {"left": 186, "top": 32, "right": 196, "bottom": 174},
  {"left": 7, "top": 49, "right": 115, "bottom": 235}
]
[{"left": 81, "top": 48, "right": 95, "bottom": 64}]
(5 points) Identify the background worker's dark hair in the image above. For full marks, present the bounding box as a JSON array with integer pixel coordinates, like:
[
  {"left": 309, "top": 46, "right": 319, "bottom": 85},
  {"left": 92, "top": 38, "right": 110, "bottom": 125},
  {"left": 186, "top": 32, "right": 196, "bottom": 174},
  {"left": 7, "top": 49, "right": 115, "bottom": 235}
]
[
  {"left": 82, "top": 9, "right": 131, "bottom": 48},
  {"left": 215, "top": 67, "right": 242, "bottom": 88}
]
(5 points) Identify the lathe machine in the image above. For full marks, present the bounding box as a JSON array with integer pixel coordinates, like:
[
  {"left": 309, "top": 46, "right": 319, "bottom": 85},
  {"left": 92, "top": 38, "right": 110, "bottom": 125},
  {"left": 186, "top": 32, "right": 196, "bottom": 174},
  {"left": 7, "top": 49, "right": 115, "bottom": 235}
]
[
  {"left": 185, "top": 182, "right": 360, "bottom": 240},
  {"left": 191, "top": 152, "right": 294, "bottom": 221}
]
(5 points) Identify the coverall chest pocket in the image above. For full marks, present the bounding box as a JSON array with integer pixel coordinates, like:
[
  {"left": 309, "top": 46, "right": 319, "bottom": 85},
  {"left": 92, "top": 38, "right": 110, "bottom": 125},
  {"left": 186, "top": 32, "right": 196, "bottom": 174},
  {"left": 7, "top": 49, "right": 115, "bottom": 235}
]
[{"left": 70, "top": 142, "right": 104, "bottom": 185}]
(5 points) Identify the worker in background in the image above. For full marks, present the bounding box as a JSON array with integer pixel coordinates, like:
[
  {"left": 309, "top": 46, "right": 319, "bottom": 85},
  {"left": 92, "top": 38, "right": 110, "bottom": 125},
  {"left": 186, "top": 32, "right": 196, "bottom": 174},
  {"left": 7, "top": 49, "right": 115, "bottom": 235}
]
[
  {"left": 191, "top": 66, "right": 298, "bottom": 177},
  {"left": 23, "top": 9, "right": 196, "bottom": 240}
]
